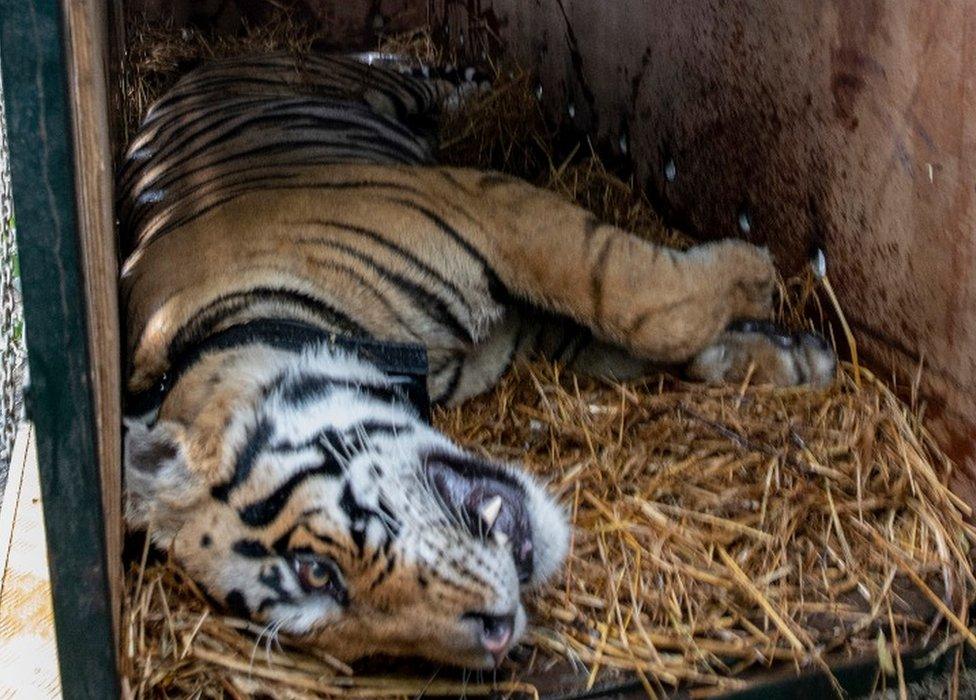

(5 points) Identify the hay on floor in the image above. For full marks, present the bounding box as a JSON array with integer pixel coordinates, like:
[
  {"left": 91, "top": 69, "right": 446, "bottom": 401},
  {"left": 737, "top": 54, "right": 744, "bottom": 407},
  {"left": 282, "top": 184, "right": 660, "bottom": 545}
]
[{"left": 119, "top": 18, "right": 976, "bottom": 700}]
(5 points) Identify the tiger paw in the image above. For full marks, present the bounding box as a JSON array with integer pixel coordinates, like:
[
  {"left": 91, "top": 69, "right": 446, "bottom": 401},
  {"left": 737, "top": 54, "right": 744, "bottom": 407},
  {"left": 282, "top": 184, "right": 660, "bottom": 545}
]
[
  {"left": 613, "top": 240, "right": 778, "bottom": 364},
  {"left": 686, "top": 320, "right": 837, "bottom": 388},
  {"left": 701, "top": 240, "right": 778, "bottom": 321}
]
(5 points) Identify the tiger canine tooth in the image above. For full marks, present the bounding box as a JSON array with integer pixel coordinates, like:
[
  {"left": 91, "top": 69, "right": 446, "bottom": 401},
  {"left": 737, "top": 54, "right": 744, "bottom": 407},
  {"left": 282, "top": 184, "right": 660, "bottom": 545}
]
[
  {"left": 493, "top": 531, "right": 509, "bottom": 548},
  {"left": 479, "top": 495, "right": 503, "bottom": 531}
]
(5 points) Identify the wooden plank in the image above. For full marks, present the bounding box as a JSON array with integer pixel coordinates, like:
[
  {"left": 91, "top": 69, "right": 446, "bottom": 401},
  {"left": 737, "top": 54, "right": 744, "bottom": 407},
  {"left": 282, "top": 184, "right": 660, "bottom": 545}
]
[
  {"left": 63, "top": 0, "right": 123, "bottom": 646},
  {"left": 0, "top": 424, "right": 61, "bottom": 699},
  {"left": 0, "top": 0, "right": 120, "bottom": 695},
  {"left": 0, "top": 425, "right": 29, "bottom": 589}
]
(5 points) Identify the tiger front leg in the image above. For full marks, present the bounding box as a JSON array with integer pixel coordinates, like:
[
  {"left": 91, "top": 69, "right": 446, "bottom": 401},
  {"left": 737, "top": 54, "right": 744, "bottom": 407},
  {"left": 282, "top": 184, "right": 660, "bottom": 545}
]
[
  {"left": 449, "top": 168, "right": 777, "bottom": 365},
  {"left": 584, "top": 236, "right": 778, "bottom": 364},
  {"left": 446, "top": 167, "right": 839, "bottom": 387},
  {"left": 497, "top": 225, "right": 778, "bottom": 365}
]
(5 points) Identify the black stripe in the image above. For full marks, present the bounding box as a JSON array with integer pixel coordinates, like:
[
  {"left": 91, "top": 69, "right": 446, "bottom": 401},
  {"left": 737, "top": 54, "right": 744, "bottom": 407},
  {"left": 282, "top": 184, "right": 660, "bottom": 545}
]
[
  {"left": 437, "top": 169, "right": 476, "bottom": 194},
  {"left": 304, "top": 235, "right": 473, "bottom": 344},
  {"left": 168, "top": 287, "right": 367, "bottom": 367},
  {"left": 232, "top": 539, "right": 272, "bottom": 558},
  {"left": 386, "top": 197, "right": 506, "bottom": 302},
  {"left": 132, "top": 116, "right": 428, "bottom": 205},
  {"left": 434, "top": 359, "right": 464, "bottom": 404},
  {"left": 307, "top": 529, "right": 352, "bottom": 557},
  {"left": 270, "top": 420, "right": 412, "bottom": 453},
  {"left": 276, "top": 373, "right": 405, "bottom": 408},
  {"left": 225, "top": 590, "right": 250, "bottom": 617},
  {"left": 239, "top": 464, "right": 337, "bottom": 527},
  {"left": 339, "top": 482, "right": 375, "bottom": 554},
  {"left": 295, "top": 218, "right": 472, "bottom": 313},
  {"left": 478, "top": 172, "right": 517, "bottom": 188},
  {"left": 304, "top": 254, "right": 418, "bottom": 337},
  {"left": 314, "top": 429, "right": 352, "bottom": 471},
  {"left": 257, "top": 564, "right": 294, "bottom": 611},
  {"left": 355, "top": 420, "right": 412, "bottom": 439},
  {"left": 211, "top": 418, "right": 273, "bottom": 502},
  {"left": 376, "top": 497, "right": 402, "bottom": 539},
  {"left": 271, "top": 524, "right": 302, "bottom": 555},
  {"left": 368, "top": 553, "right": 398, "bottom": 591}
]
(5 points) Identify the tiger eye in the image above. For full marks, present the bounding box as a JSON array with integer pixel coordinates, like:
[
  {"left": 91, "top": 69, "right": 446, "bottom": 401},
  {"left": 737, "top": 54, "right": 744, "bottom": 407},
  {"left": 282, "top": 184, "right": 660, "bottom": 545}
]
[{"left": 295, "top": 558, "right": 332, "bottom": 592}]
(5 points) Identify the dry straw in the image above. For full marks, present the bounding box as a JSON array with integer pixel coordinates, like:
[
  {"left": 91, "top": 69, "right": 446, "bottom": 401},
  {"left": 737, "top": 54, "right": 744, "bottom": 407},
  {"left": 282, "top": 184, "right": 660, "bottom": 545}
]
[{"left": 120, "top": 16, "right": 975, "bottom": 700}]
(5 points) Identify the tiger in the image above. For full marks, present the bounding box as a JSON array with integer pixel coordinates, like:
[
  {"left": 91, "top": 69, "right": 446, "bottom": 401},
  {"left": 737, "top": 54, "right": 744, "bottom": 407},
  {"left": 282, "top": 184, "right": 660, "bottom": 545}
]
[{"left": 119, "top": 52, "right": 836, "bottom": 669}]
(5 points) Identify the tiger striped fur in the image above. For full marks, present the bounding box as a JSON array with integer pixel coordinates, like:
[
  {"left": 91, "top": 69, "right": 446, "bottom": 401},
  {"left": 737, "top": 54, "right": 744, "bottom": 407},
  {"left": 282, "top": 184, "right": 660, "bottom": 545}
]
[{"left": 120, "top": 52, "right": 836, "bottom": 669}]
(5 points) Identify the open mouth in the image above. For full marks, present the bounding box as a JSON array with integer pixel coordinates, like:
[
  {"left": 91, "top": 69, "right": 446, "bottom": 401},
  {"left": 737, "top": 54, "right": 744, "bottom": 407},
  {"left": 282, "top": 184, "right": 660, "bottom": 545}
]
[{"left": 424, "top": 451, "right": 535, "bottom": 583}]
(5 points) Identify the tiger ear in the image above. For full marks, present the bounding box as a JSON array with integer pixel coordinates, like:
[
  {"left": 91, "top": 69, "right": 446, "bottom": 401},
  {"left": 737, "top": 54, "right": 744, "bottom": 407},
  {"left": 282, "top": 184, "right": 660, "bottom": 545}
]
[{"left": 124, "top": 418, "right": 206, "bottom": 532}]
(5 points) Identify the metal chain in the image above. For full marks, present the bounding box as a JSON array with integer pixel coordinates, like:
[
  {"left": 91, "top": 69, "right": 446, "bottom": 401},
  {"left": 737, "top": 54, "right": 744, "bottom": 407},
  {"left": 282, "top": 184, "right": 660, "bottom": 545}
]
[{"left": 0, "top": 62, "right": 25, "bottom": 472}]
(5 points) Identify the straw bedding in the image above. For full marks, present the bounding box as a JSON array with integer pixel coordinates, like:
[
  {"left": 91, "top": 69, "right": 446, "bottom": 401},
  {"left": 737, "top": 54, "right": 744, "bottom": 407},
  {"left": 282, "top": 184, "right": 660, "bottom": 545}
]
[{"left": 119, "top": 12, "right": 976, "bottom": 699}]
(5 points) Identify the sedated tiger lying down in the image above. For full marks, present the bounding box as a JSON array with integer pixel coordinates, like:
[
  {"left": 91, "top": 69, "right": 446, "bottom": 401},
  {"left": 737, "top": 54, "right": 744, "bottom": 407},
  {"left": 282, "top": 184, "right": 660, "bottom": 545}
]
[{"left": 119, "top": 53, "right": 836, "bottom": 669}]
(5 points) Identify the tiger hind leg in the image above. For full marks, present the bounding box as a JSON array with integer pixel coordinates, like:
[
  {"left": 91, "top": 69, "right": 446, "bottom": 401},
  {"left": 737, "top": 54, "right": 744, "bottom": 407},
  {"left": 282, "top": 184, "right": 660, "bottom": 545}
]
[
  {"left": 519, "top": 312, "right": 837, "bottom": 388},
  {"left": 687, "top": 320, "right": 836, "bottom": 388}
]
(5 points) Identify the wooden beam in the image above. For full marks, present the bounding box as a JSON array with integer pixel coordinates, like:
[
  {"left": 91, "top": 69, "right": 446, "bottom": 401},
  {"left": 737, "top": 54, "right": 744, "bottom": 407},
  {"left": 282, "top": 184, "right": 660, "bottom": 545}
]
[
  {"left": 63, "top": 0, "right": 122, "bottom": 644},
  {"left": 0, "top": 425, "right": 62, "bottom": 698}
]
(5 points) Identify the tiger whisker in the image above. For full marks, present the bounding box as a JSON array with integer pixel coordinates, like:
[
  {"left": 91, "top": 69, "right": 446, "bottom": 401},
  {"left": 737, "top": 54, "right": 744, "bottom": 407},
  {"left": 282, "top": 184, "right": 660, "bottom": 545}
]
[
  {"left": 413, "top": 665, "right": 441, "bottom": 700},
  {"left": 317, "top": 432, "right": 354, "bottom": 468},
  {"left": 248, "top": 619, "right": 277, "bottom": 672},
  {"left": 264, "top": 623, "right": 275, "bottom": 667},
  {"left": 265, "top": 619, "right": 285, "bottom": 666},
  {"left": 418, "top": 454, "right": 467, "bottom": 532}
]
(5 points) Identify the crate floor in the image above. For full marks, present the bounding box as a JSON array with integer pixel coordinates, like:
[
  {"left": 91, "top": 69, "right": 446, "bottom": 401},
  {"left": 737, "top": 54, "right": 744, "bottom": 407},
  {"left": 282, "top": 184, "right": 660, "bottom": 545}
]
[{"left": 0, "top": 424, "right": 60, "bottom": 698}]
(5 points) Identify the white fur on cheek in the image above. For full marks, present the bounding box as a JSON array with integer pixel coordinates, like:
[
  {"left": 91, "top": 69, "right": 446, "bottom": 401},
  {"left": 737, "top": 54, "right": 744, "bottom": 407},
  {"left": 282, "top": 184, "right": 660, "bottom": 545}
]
[{"left": 270, "top": 597, "right": 342, "bottom": 635}]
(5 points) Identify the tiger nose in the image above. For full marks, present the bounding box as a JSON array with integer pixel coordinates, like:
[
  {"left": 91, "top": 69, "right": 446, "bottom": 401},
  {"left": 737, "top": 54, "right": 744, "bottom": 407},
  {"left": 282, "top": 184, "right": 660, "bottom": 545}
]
[{"left": 466, "top": 612, "right": 515, "bottom": 666}]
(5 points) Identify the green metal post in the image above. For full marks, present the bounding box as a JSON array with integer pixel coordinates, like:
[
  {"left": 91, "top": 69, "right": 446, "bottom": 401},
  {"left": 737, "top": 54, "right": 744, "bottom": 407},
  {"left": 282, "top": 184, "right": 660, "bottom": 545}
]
[{"left": 0, "top": 1, "right": 119, "bottom": 697}]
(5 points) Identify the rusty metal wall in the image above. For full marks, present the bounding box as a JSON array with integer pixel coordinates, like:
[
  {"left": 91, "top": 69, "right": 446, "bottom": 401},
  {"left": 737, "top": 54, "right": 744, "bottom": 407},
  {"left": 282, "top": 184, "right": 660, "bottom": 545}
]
[{"left": 438, "top": 0, "right": 976, "bottom": 503}]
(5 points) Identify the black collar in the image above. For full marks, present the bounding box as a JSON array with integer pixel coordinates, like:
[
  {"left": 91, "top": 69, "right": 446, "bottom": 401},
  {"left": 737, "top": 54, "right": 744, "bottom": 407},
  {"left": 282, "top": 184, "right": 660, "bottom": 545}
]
[{"left": 125, "top": 318, "right": 431, "bottom": 421}]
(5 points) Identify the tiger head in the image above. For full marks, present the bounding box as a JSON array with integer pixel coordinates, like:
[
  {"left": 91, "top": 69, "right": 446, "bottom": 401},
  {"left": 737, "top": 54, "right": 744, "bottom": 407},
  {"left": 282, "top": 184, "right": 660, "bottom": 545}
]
[{"left": 123, "top": 344, "right": 569, "bottom": 668}]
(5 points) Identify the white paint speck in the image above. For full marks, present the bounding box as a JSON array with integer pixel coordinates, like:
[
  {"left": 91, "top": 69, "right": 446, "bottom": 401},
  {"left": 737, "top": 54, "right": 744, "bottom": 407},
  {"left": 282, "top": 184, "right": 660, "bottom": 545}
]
[
  {"left": 811, "top": 248, "right": 827, "bottom": 279},
  {"left": 664, "top": 159, "right": 677, "bottom": 182},
  {"left": 137, "top": 189, "right": 166, "bottom": 204},
  {"left": 738, "top": 210, "right": 752, "bottom": 234}
]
